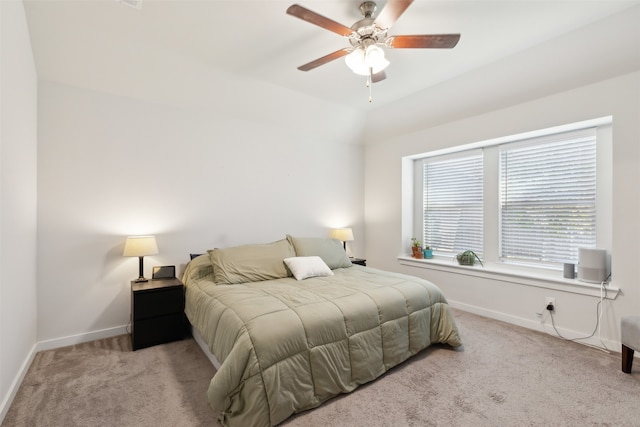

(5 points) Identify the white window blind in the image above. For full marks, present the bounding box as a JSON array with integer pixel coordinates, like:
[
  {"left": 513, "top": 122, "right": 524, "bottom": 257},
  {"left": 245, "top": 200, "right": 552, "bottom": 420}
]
[
  {"left": 499, "top": 128, "right": 597, "bottom": 265},
  {"left": 422, "top": 151, "right": 483, "bottom": 255}
]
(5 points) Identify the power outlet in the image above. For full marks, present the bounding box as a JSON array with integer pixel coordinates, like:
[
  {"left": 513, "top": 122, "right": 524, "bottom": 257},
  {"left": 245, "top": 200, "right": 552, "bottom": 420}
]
[{"left": 545, "top": 297, "right": 556, "bottom": 311}]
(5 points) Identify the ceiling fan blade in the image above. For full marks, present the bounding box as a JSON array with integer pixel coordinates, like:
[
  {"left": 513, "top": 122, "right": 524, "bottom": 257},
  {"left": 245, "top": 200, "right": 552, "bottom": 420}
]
[
  {"left": 373, "top": 0, "right": 414, "bottom": 30},
  {"left": 386, "top": 34, "right": 461, "bottom": 49},
  {"left": 297, "top": 48, "right": 351, "bottom": 71},
  {"left": 286, "top": 4, "right": 353, "bottom": 37},
  {"left": 371, "top": 70, "right": 386, "bottom": 83}
]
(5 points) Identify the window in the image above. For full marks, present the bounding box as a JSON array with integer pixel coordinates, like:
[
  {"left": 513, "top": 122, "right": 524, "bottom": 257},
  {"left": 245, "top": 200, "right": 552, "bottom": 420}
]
[
  {"left": 499, "top": 129, "right": 596, "bottom": 266},
  {"left": 411, "top": 118, "right": 611, "bottom": 271},
  {"left": 421, "top": 151, "right": 483, "bottom": 256}
]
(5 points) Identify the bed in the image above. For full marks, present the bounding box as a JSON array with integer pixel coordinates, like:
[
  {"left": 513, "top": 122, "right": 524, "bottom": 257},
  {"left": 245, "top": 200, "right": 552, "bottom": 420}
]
[{"left": 183, "top": 235, "right": 461, "bottom": 427}]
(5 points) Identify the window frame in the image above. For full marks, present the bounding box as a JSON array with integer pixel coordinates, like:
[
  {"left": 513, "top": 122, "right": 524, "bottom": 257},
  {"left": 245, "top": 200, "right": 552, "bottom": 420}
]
[{"left": 407, "top": 117, "right": 612, "bottom": 275}]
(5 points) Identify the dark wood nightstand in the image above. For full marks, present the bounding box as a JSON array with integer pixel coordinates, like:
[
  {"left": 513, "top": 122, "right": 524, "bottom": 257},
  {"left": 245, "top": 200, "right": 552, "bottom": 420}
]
[
  {"left": 131, "top": 278, "right": 189, "bottom": 351},
  {"left": 350, "top": 257, "right": 367, "bottom": 266}
]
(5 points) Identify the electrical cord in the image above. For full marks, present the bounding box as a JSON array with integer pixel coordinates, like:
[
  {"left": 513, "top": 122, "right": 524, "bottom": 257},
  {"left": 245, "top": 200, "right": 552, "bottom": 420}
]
[
  {"left": 126, "top": 315, "right": 132, "bottom": 335},
  {"left": 597, "top": 277, "right": 609, "bottom": 351},
  {"left": 547, "top": 273, "right": 611, "bottom": 353}
]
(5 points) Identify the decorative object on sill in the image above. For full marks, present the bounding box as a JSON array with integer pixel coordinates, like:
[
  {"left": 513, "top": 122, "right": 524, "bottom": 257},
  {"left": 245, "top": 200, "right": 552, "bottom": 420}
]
[
  {"left": 563, "top": 263, "right": 576, "bottom": 279},
  {"left": 123, "top": 235, "right": 159, "bottom": 282},
  {"left": 329, "top": 227, "right": 354, "bottom": 251},
  {"left": 411, "top": 238, "right": 423, "bottom": 259},
  {"left": 423, "top": 246, "right": 433, "bottom": 259},
  {"left": 456, "top": 250, "right": 483, "bottom": 267}
]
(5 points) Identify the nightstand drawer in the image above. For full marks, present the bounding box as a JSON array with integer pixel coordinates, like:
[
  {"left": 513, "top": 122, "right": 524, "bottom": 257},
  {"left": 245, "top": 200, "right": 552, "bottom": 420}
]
[
  {"left": 132, "top": 313, "right": 186, "bottom": 350},
  {"left": 133, "top": 286, "right": 184, "bottom": 320}
]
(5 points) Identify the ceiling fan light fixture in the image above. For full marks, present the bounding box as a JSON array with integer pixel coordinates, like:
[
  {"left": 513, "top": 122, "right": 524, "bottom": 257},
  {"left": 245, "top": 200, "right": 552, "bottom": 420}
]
[
  {"left": 345, "top": 48, "right": 366, "bottom": 75},
  {"left": 345, "top": 44, "right": 389, "bottom": 76},
  {"left": 365, "top": 44, "right": 389, "bottom": 70}
]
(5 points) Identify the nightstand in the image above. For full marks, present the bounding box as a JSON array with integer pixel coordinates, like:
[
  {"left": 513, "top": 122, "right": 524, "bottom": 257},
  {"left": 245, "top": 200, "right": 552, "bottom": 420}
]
[
  {"left": 350, "top": 257, "right": 367, "bottom": 266},
  {"left": 131, "top": 278, "right": 189, "bottom": 351}
]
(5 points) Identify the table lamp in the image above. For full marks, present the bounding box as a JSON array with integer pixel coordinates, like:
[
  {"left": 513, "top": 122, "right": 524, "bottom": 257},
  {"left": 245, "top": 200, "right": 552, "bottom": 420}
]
[
  {"left": 329, "top": 228, "right": 354, "bottom": 250},
  {"left": 123, "top": 235, "right": 159, "bottom": 282}
]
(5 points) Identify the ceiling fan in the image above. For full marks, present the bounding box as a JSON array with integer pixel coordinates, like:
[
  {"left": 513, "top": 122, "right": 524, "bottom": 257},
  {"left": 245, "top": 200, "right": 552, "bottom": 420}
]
[{"left": 286, "top": 0, "right": 460, "bottom": 99}]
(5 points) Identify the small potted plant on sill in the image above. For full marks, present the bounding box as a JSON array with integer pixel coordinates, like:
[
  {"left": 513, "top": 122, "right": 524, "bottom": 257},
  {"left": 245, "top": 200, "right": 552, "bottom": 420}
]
[
  {"left": 456, "top": 250, "right": 483, "bottom": 267},
  {"left": 411, "top": 238, "right": 423, "bottom": 259},
  {"left": 423, "top": 245, "right": 433, "bottom": 259}
]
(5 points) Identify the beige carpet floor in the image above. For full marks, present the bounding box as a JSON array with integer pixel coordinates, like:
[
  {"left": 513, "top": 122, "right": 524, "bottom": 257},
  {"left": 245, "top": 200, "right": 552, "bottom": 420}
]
[{"left": 3, "top": 309, "right": 640, "bottom": 426}]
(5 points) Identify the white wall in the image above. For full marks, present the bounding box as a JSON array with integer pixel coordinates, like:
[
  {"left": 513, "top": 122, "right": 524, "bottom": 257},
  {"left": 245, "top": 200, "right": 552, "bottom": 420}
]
[
  {"left": 36, "top": 80, "right": 366, "bottom": 345},
  {"left": 0, "top": 0, "right": 38, "bottom": 419},
  {"left": 363, "top": 71, "right": 640, "bottom": 346}
]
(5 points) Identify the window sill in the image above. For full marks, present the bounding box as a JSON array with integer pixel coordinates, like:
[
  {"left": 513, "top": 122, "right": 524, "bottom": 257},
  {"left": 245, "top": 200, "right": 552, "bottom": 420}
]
[{"left": 397, "top": 255, "right": 620, "bottom": 299}]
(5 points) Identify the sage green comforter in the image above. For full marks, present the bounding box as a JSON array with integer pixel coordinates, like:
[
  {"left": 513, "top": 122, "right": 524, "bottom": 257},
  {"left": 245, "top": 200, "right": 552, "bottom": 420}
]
[{"left": 184, "top": 263, "right": 461, "bottom": 427}]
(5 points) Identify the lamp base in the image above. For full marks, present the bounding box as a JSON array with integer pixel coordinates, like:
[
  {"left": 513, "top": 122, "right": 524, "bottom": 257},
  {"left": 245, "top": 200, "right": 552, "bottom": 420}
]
[{"left": 135, "top": 256, "right": 148, "bottom": 283}]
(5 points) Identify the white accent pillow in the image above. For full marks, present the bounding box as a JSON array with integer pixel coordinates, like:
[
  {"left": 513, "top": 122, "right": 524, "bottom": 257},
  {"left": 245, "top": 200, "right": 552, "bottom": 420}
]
[{"left": 284, "top": 256, "right": 334, "bottom": 281}]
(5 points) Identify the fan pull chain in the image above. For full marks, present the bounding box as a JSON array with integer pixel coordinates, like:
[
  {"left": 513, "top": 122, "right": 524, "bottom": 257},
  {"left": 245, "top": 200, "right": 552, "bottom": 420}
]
[{"left": 367, "top": 67, "right": 373, "bottom": 103}]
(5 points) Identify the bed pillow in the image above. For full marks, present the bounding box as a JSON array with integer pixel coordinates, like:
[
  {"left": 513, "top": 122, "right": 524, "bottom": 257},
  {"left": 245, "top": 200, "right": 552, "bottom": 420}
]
[
  {"left": 208, "top": 239, "right": 295, "bottom": 285},
  {"left": 284, "top": 256, "right": 334, "bottom": 281},
  {"left": 286, "top": 235, "right": 352, "bottom": 269},
  {"left": 182, "top": 253, "right": 214, "bottom": 284}
]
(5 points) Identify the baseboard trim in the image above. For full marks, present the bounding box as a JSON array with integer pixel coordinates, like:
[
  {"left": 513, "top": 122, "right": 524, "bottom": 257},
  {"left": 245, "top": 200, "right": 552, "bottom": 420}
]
[
  {"left": 0, "top": 343, "right": 37, "bottom": 424},
  {"left": 449, "top": 300, "right": 621, "bottom": 353},
  {"left": 36, "top": 325, "right": 128, "bottom": 352}
]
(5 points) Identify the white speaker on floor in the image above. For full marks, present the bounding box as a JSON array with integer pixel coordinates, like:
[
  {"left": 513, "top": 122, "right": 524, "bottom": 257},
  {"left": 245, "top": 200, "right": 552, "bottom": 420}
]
[{"left": 577, "top": 248, "right": 609, "bottom": 284}]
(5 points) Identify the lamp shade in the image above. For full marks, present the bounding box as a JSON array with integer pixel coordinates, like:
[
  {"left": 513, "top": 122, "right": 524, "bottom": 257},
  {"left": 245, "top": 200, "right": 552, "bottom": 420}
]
[
  {"left": 329, "top": 228, "right": 354, "bottom": 242},
  {"left": 123, "top": 236, "right": 159, "bottom": 257}
]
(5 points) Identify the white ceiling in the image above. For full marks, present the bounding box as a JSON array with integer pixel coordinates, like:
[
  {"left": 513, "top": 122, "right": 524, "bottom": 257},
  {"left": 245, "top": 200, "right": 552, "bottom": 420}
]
[{"left": 23, "top": 0, "right": 640, "bottom": 111}]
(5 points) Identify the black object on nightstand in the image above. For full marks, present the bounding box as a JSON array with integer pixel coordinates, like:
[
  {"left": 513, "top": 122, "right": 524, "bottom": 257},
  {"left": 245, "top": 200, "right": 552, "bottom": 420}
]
[
  {"left": 350, "top": 257, "right": 367, "bottom": 266},
  {"left": 131, "top": 277, "right": 189, "bottom": 351}
]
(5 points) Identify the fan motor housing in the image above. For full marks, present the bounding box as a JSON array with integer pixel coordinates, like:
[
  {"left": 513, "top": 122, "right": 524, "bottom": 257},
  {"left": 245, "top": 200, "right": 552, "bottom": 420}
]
[{"left": 349, "top": 18, "right": 387, "bottom": 47}]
